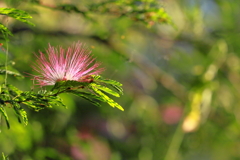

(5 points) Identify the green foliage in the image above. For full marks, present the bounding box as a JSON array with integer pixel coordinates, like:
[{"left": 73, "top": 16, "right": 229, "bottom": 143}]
[
  {"left": 0, "top": 8, "right": 34, "bottom": 39},
  {"left": 88, "top": 0, "right": 173, "bottom": 26},
  {"left": 1, "top": 152, "right": 9, "bottom": 160},
  {"left": 56, "top": 4, "right": 85, "bottom": 14},
  {"left": 89, "top": 83, "right": 124, "bottom": 111},
  {"left": 0, "top": 75, "right": 124, "bottom": 128},
  {"left": 29, "top": 0, "right": 172, "bottom": 27},
  {"left": 51, "top": 80, "right": 90, "bottom": 91},
  {"left": 0, "top": 23, "right": 13, "bottom": 39},
  {"left": 94, "top": 75, "right": 124, "bottom": 95},
  {"left": 0, "top": 0, "right": 178, "bottom": 159},
  {"left": 0, "top": 105, "right": 10, "bottom": 129},
  {"left": 0, "top": 8, "right": 34, "bottom": 26},
  {"left": 65, "top": 90, "right": 102, "bottom": 107},
  {"left": 51, "top": 75, "right": 124, "bottom": 111}
]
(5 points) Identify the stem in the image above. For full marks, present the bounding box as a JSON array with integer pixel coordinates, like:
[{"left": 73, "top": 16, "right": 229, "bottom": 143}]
[
  {"left": 164, "top": 122, "right": 185, "bottom": 160},
  {"left": 4, "top": 19, "right": 9, "bottom": 85},
  {"left": 0, "top": 115, "right": 1, "bottom": 133}
]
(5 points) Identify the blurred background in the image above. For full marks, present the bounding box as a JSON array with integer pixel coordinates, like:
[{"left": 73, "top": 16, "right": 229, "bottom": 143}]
[{"left": 0, "top": 0, "right": 240, "bottom": 159}]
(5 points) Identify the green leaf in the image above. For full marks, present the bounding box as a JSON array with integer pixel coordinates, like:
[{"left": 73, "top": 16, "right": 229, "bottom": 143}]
[
  {"left": 48, "top": 95, "right": 67, "bottom": 108},
  {"left": 93, "top": 76, "right": 123, "bottom": 95},
  {"left": 0, "top": 105, "right": 10, "bottom": 129},
  {"left": 110, "top": 84, "right": 124, "bottom": 95},
  {"left": 0, "top": 69, "right": 23, "bottom": 78},
  {"left": 19, "top": 91, "right": 66, "bottom": 111},
  {"left": 0, "top": 23, "right": 13, "bottom": 39},
  {"left": 92, "top": 84, "right": 120, "bottom": 97},
  {"left": 94, "top": 76, "right": 122, "bottom": 86},
  {"left": 22, "top": 101, "right": 46, "bottom": 111},
  {"left": 19, "top": 108, "right": 28, "bottom": 125},
  {"left": 19, "top": 91, "right": 48, "bottom": 111},
  {"left": 2, "top": 152, "right": 9, "bottom": 160},
  {"left": 12, "top": 102, "right": 28, "bottom": 125},
  {"left": 12, "top": 103, "right": 22, "bottom": 123},
  {"left": 0, "top": 84, "right": 10, "bottom": 101},
  {"left": 89, "top": 84, "right": 124, "bottom": 111},
  {"left": 0, "top": 61, "right": 16, "bottom": 68},
  {"left": 0, "top": 8, "right": 35, "bottom": 26},
  {"left": 52, "top": 80, "right": 90, "bottom": 91},
  {"left": 7, "top": 84, "right": 23, "bottom": 97},
  {"left": 66, "top": 90, "right": 104, "bottom": 107},
  {"left": 67, "top": 90, "right": 101, "bottom": 107}
]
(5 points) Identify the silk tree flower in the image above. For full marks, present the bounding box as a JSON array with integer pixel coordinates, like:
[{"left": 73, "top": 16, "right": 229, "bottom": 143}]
[{"left": 32, "top": 42, "right": 104, "bottom": 86}]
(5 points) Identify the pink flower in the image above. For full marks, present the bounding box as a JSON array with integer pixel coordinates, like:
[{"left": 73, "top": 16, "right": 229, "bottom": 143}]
[{"left": 32, "top": 42, "right": 104, "bottom": 86}]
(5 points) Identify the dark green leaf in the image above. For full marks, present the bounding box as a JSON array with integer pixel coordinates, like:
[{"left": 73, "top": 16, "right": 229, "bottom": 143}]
[
  {"left": 52, "top": 80, "right": 90, "bottom": 91},
  {"left": 0, "top": 84, "right": 10, "bottom": 101},
  {"left": 7, "top": 84, "right": 23, "bottom": 97},
  {"left": 56, "top": 4, "right": 85, "bottom": 14},
  {"left": 12, "top": 102, "right": 22, "bottom": 123},
  {"left": 110, "top": 84, "right": 124, "bottom": 95},
  {"left": 0, "top": 105, "right": 10, "bottom": 129},
  {"left": 0, "top": 23, "right": 13, "bottom": 39},
  {"left": 12, "top": 102, "right": 28, "bottom": 125},
  {"left": 66, "top": 90, "right": 102, "bottom": 107},
  {"left": 19, "top": 91, "right": 65, "bottom": 111},
  {"left": 48, "top": 95, "right": 66, "bottom": 108}
]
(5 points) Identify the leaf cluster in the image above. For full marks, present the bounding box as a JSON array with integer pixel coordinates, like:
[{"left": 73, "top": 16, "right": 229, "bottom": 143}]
[
  {"left": 0, "top": 8, "right": 34, "bottom": 40},
  {"left": 0, "top": 75, "right": 123, "bottom": 129},
  {"left": 28, "top": 0, "right": 173, "bottom": 27},
  {"left": 51, "top": 75, "right": 124, "bottom": 111},
  {"left": 88, "top": 0, "right": 173, "bottom": 27}
]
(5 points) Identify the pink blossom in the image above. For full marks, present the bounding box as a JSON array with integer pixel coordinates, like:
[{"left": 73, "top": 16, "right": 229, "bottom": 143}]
[{"left": 32, "top": 42, "right": 104, "bottom": 86}]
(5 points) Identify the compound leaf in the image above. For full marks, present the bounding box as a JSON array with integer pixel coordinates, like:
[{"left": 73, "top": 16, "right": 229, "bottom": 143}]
[
  {"left": 0, "top": 8, "right": 35, "bottom": 26},
  {"left": 89, "top": 83, "right": 124, "bottom": 111}
]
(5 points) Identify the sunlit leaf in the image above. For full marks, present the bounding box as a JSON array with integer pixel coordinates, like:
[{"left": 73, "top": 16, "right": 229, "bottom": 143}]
[
  {"left": 93, "top": 76, "right": 123, "bottom": 95},
  {"left": 92, "top": 84, "right": 120, "bottom": 97},
  {"left": 0, "top": 8, "right": 35, "bottom": 26},
  {"left": 95, "top": 77, "right": 123, "bottom": 86},
  {"left": 2, "top": 152, "right": 9, "bottom": 160},
  {"left": 89, "top": 83, "right": 124, "bottom": 111}
]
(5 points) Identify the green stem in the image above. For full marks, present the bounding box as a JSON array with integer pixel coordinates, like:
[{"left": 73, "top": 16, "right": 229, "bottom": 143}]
[
  {"left": 4, "top": 19, "right": 9, "bottom": 85},
  {"left": 164, "top": 122, "right": 185, "bottom": 160}
]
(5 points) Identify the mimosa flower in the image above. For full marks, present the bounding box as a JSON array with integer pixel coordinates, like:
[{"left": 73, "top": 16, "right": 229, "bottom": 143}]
[{"left": 32, "top": 42, "right": 104, "bottom": 86}]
